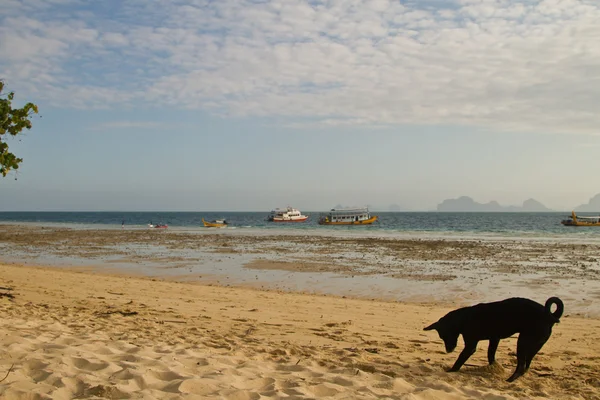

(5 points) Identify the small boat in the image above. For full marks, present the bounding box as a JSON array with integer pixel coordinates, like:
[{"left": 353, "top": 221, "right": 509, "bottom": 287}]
[
  {"left": 267, "top": 207, "right": 309, "bottom": 222},
  {"left": 148, "top": 223, "right": 168, "bottom": 229},
  {"left": 202, "top": 218, "right": 228, "bottom": 228},
  {"left": 318, "top": 207, "right": 378, "bottom": 225},
  {"left": 561, "top": 211, "right": 600, "bottom": 226}
]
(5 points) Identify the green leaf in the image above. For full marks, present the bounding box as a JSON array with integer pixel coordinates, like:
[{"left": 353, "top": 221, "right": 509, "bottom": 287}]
[{"left": 0, "top": 81, "right": 39, "bottom": 178}]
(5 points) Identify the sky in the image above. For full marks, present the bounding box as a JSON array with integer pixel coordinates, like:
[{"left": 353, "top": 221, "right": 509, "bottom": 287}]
[{"left": 1, "top": 0, "right": 600, "bottom": 211}]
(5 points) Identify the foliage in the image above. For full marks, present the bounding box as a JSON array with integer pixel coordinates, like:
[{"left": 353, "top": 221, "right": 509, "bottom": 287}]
[{"left": 0, "top": 81, "right": 39, "bottom": 177}]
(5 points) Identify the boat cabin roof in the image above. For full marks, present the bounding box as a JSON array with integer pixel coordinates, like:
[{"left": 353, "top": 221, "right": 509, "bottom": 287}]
[{"left": 328, "top": 207, "right": 369, "bottom": 215}]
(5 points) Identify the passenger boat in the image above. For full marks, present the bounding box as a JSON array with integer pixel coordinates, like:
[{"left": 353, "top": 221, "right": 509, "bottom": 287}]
[
  {"left": 267, "top": 207, "right": 308, "bottom": 222},
  {"left": 202, "top": 218, "right": 228, "bottom": 228},
  {"left": 561, "top": 211, "right": 600, "bottom": 227},
  {"left": 318, "top": 207, "right": 378, "bottom": 225}
]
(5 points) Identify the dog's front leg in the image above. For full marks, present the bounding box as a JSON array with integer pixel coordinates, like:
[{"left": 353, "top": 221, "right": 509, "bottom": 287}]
[
  {"left": 487, "top": 338, "right": 499, "bottom": 364},
  {"left": 448, "top": 340, "right": 477, "bottom": 372}
]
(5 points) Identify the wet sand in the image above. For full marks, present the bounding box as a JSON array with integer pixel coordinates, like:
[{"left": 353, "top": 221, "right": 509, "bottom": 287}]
[{"left": 1, "top": 224, "right": 600, "bottom": 315}]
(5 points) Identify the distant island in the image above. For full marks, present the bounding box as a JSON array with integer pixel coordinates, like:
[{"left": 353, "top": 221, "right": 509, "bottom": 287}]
[
  {"left": 574, "top": 194, "right": 600, "bottom": 212},
  {"left": 388, "top": 203, "right": 410, "bottom": 212},
  {"left": 437, "top": 196, "right": 551, "bottom": 212}
]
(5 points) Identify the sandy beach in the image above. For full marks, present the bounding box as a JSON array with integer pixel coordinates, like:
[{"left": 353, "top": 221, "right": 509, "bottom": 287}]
[
  {"left": 1, "top": 225, "right": 600, "bottom": 398},
  {"left": 1, "top": 263, "right": 600, "bottom": 399}
]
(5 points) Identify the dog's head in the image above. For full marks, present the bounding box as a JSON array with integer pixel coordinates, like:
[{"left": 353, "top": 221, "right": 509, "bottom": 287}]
[{"left": 424, "top": 318, "right": 459, "bottom": 353}]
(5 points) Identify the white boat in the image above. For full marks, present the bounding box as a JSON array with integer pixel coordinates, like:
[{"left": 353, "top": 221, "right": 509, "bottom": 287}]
[
  {"left": 148, "top": 223, "right": 168, "bottom": 229},
  {"left": 267, "top": 207, "right": 309, "bottom": 222}
]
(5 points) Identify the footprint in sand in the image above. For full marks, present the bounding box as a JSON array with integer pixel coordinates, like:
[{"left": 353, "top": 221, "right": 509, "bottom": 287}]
[
  {"left": 331, "top": 376, "right": 354, "bottom": 387},
  {"left": 281, "top": 387, "right": 304, "bottom": 397},
  {"left": 178, "top": 378, "right": 222, "bottom": 395},
  {"left": 113, "top": 353, "right": 142, "bottom": 364},
  {"left": 233, "top": 377, "right": 275, "bottom": 391},
  {"left": 41, "top": 343, "right": 67, "bottom": 351},
  {"left": 22, "top": 359, "right": 52, "bottom": 383},
  {"left": 83, "top": 345, "right": 115, "bottom": 355},
  {"left": 135, "top": 369, "right": 188, "bottom": 393},
  {"left": 80, "top": 384, "right": 130, "bottom": 399},
  {"left": 42, "top": 375, "right": 65, "bottom": 389},
  {"left": 1, "top": 390, "right": 53, "bottom": 400},
  {"left": 147, "top": 369, "right": 187, "bottom": 382},
  {"left": 56, "top": 376, "right": 87, "bottom": 398},
  {"left": 269, "top": 348, "right": 288, "bottom": 356},
  {"left": 306, "top": 383, "right": 341, "bottom": 397},
  {"left": 221, "top": 389, "right": 261, "bottom": 400},
  {"left": 275, "top": 364, "right": 306, "bottom": 372},
  {"left": 111, "top": 367, "right": 136, "bottom": 381},
  {"left": 68, "top": 357, "right": 110, "bottom": 372},
  {"left": 53, "top": 336, "right": 78, "bottom": 346}
]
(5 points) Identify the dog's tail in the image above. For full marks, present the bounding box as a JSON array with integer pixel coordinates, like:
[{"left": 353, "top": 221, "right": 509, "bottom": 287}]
[{"left": 545, "top": 297, "right": 564, "bottom": 323}]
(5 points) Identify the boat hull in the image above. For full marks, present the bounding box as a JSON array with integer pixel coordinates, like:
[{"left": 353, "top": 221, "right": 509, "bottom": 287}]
[
  {"left": 202, "top": 218, "right": 227, "bottom": 228},
  {"left": 319, "top": 216, "right": 378, "bottom": 225},
  {"left": 561, "top": 221, "right": 600, "bottom": 227},
  {"left": 271, "top": 216, "right": 309, "bottom": 222}
]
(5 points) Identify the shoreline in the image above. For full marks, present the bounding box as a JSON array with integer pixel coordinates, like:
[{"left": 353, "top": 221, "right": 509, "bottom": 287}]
[
  {"left": 2, "top": 220, "right": 600, "bottom": 243},
  {"left": 1, "top": 263, "right": 600, "bottom": 399}
]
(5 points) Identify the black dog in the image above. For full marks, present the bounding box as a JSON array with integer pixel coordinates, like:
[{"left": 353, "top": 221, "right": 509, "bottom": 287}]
[{"left": 424, "top": 297, "right": 563, "bottom": 382}]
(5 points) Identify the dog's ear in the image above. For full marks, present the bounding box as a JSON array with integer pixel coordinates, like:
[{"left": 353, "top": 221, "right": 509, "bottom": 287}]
[{"left": 423, "top": 321, "right": 439, "bottom": 331}]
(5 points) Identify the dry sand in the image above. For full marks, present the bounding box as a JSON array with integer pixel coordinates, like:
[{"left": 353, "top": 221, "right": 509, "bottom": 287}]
[{"left": 1, "top": 263, "right": 600, "bottom": 399}]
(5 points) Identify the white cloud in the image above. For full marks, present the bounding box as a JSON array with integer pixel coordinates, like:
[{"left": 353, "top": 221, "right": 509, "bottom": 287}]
[
  {"left": 1, "top": 0, "right": 600, "bottom": 133},
  {"left": 90, "top": 121, "right": 166, "bottom": 130},
  {"left": 0, "top": 0, "right": 80, "bottom": 17}
]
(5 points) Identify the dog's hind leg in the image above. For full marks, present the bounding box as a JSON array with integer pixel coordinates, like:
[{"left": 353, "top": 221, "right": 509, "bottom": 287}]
[
  {"left": 525, "top": 334, "right": 550, "bottom": 370},
  {"left": 487, "top": 338, "right": 499, "bottom": 365},
  {"left": 507, "top": 340, "right": 528, "bottom": 382},
  {"left": 448, "top": 340, "right": 477, "bottom": 372},
  {"left": 508, "top": 328, "right": 552, "bottom": 382},
  {"left": 507, "top": 332, "right": 549, "bottom": 382}
]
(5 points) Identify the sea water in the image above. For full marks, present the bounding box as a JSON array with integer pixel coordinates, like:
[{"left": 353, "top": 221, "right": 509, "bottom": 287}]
[{"left": 0, "top": 211, "right": 599, "bottom": 239}]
